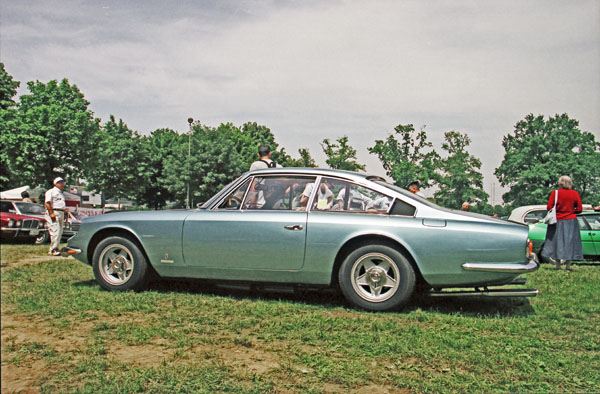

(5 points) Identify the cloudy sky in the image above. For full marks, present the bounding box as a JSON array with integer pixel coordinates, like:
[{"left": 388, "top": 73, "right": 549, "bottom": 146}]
[{"left": 2, "top": 0, "right": 599, "bottom": 203}]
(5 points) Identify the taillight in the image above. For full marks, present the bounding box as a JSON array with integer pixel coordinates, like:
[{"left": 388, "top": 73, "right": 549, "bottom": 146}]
[{"left": 527, "top": 239, "right": 533, "bottom": 257}]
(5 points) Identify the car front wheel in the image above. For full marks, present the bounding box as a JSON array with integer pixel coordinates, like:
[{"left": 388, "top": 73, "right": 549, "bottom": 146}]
[
  {"left": 92, "top": 236, "right": 149, "bottom": 291},
  {"left": 338, "top": 244, "right": 415, "bottom": 311}
]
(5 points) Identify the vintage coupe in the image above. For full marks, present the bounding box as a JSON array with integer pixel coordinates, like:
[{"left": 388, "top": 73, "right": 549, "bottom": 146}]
[{"left": 65, "top": 168, "right": 539, "bottom": 311}]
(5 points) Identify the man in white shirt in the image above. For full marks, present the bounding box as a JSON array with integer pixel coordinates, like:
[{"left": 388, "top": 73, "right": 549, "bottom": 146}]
[
  {"left": 249, "top": 144, "right": 282, "bottom": 170},
  {"left": 45, "top": 177, "right": 66, "bottom": 256},
  {"left": 248, "top": 145, "right": 282, "bottom": 208}
]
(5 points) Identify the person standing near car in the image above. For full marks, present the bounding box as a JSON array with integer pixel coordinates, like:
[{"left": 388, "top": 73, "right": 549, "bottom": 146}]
[
  {"left": 541, "top": 175, "right": 583, "bottom": 271},
  {"left": 249, "top": 144, "right": 282, "bottom": 170},
  {"left": 45, "top": 177, "right": 66, "bottom": 256}
]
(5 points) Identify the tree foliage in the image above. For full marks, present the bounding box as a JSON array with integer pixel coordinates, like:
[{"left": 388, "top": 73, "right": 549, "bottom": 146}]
[
  {"left": 0, "top": 78, "right": 100, "bottom": 189},
  {"left": 495, "top": 114, "right": 600, "bottom": 206},
  {"left": 434, "top": 131, "right": 488, "bottom": 208},
  {"left": 139, "top": 128, "right": 182, "bottom": 209},
  {"left": 368, "top": 124, "right": 439, "bottom": 189},
  {"left": 284, "top": 148, "right": 317, "bottom": 167},
  {"left": 0, "top": 64, "right": 21, "bottom": 187},
  {"left": 321, "top": 136, "right": 365, "bottom": 171},
  {"left": 85, "top": 116, "right": 148, "bottom": 203},
  {"left": 0, "top": 63, "right": 20, "bottom": 110}
]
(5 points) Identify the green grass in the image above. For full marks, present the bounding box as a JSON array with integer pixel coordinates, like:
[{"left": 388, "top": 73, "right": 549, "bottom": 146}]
[{"left": 1, "top": 244, "right": 599, "bottom": 393}]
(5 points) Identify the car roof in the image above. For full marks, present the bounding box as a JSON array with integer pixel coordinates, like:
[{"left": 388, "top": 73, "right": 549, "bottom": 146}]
[{"left": 245, "top": 167, "right": 387, "bottom": 183}]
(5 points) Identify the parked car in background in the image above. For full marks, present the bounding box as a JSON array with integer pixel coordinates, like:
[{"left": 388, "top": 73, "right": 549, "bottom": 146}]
[
  {"left": 528, "top": 211, "right": 600, "bottom": 261},
  {"left": 1, "top": 201, "right": 46, "bottom": 243},
  {"left": 509, "top": 204, "right": 594, "bottom": 224},
  {"left": 508, "top": 205, "right": 548, "bottom": 224},
  {"left": 65, "top": 168, "right": 539, "bottom": 311},
  {"left": 0, "top": 200, "right": 83, "bottom": 243}
]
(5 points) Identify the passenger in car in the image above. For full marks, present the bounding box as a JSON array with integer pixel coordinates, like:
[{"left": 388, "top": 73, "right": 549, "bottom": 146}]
[
  {"left": 301, "top": 182, "right": 334, "bottom": 210},
  {"left": 335, "top": 188, "right": 373, "bottom": 211}
]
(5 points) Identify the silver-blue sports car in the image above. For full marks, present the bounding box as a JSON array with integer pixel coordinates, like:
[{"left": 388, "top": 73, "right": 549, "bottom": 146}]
[{"left": 64, "top": 168, "right": 539, "bottom": 311}]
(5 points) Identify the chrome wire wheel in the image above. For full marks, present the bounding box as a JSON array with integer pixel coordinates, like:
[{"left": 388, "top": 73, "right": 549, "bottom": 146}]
[
  {"left": 350, "top": 252, "right": 400, "bottom": 303},
  {"left": 98, "top": 243, "right": 135, "bottom": 286}
]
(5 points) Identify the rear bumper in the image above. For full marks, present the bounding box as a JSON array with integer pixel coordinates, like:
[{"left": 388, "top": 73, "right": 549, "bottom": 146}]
[{"left": 461, "top": 253, "right": 540, "bottom": 273}]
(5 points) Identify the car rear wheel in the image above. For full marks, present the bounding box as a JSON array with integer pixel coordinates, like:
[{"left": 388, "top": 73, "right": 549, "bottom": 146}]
[
  {"left": 92, "top": 236, "right": 149, "bottom": 291},
  {"left": 338, "top": 244, "right": 415, "bottom": 311}
]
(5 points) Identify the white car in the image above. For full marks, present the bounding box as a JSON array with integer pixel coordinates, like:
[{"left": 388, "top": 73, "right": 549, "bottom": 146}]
[
  {"left": 509, "top": 204, "right": 594, "bottom": 224},
  {"left": 508, "top": 205, "right": 548, "bottom": 224}
]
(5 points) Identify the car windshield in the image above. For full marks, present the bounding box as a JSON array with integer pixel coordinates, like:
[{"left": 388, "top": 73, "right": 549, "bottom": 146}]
[{"left": 14, "top": 202, "right": 45, "bottom": 215}]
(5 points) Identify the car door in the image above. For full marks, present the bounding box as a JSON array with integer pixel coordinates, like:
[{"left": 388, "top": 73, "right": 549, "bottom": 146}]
[
  {"left": 182, "top": 175, "right": 316, "bottom": 270},
  {"left": 579, "top": 214, "right": 600, "bottom": 255}
]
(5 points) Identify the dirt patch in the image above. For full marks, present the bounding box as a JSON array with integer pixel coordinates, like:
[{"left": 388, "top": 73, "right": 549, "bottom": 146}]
[
  {"left": 0, "top": 255, "right": 74, "bottom": 270},
  {"left": 216, "top": 345, "right": 281, "bottom": 374}
]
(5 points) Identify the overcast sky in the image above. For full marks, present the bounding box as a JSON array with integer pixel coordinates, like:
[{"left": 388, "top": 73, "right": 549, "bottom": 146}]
[{"left": 2, "top": 0, "right": 599, "bottom": 203}]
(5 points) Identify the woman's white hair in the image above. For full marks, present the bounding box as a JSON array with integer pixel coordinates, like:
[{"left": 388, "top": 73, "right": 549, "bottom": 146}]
[{"left": 558, "top": 175, "right": 573, "bottom": 189}]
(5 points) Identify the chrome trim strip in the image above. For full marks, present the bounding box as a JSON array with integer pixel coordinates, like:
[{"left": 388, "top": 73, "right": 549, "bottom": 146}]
[
  {"left": 430, "top": 289, "right": 539, "bottom": 297},
  {"left": 462, "top": 254, "right": 539, "bottom": 273}
]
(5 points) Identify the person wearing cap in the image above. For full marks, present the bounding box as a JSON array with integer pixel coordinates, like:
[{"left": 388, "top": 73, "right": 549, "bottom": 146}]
[{"left": 45, "top": 177, "right": 67, "bottom": 256}]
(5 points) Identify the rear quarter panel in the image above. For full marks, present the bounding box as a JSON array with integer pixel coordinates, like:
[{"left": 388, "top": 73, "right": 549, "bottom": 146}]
[{"left": 305, "top": 212, "right": 528, "bottom": 287}]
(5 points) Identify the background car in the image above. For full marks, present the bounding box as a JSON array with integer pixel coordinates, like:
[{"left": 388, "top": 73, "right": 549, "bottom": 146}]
[
  {"left": 529, "top": 211, "right": 600, "bottom": 261},
  {"left": 66, "top": 168, "right": 539, "bottom": 311},
  {"left": 509, "top": 204, "right": 594, "bottom": 224},
  {"left": 1, "top": 201, "right": 46, "bottom": 243},
  {"left": 0, "top": 200, "right": 84, "bottom": 244},
  {"left": 508, "top": 205, "right": 548, "bottom": 224}
]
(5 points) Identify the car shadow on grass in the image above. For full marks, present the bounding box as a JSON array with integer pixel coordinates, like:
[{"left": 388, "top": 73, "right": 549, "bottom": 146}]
[{"left": 134, "top": 278, "right": 535, "bottom": 317}]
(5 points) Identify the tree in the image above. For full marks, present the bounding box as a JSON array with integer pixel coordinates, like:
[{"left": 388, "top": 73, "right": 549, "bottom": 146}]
[
  {"left": 434, "top": 131, "right": 488, "bottom": 209},
  {"left": 368, "top": 124, "right": 439, "bottom": 189},
  {"left": 0, "top": 63, "right": 20, "bottom": 110},
  {"left": 85, "top": 116, "right": 148, "bottom": 204},
  {"left": 495, "top": 114, "right": 600, "bottom": 206},
  {"left": 284, "top": 148, "right": 317, "bottom": 167},
  {"left": 0, "top": 63, "right": 20, "bottom": 188},
  {"left": 163, "top": 123, "right": 245, "bottom": 207},
  {"left": 138, "top": 128, "right": 182, "bottom": 209},
  {"left": 0, "top": 78, "right": 101, "bottom": 189},
  {"left": 321, "top": 136, "right": 365, "bottom": 171}
]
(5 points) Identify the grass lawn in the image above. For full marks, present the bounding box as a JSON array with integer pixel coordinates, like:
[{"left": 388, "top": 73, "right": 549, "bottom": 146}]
[{"left": 1, "top": 243, "right": 599, "bottom": 393}]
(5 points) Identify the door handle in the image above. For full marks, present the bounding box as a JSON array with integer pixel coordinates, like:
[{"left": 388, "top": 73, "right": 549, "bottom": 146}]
[{"left": 284, "top": 224, "right": 303, "bottom": 231}]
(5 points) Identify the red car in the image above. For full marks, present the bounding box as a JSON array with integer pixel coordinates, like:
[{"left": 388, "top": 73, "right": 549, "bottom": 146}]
[{"left": 0, "top": 204, "right": 46, "bottom": 244}]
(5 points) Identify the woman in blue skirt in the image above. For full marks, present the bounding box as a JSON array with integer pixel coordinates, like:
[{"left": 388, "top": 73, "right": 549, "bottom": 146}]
[{"left": 541, "top": 176, "right": 583, "bottom": 271}]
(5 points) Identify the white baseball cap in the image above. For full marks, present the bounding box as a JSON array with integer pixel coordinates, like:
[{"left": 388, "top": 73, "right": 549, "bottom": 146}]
[{"left": 53, "top": 177, "right": 65, "bottom": 184}]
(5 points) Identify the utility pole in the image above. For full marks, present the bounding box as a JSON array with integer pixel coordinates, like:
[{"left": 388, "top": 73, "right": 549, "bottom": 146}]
[{"left": 187, "top": 118, "right": 193, "bottom": 209}]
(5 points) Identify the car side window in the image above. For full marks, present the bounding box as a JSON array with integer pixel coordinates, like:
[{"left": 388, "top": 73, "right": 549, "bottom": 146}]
[
  {"left": 215, "top": 179, "right": 251, "bottom": 210},
  {"left": 1, "top": 201, "right": 15, "bottom": 213},
  {"left": 525, "top": 210, "right": 547, "bottom": 224},
  {"left": 585, "top": 214, "right": 600, "bottom": 230},
  {"left": 311, "top": 178, "right": 392, "bottom": 213},
  {"left": 243, "top": 176, "right": 316, "bottom": 210}
]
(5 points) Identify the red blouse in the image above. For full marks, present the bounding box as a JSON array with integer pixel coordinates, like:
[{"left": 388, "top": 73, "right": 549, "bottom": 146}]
[{"left": 546, "top": 188, "right": 582, "bottom": 221}]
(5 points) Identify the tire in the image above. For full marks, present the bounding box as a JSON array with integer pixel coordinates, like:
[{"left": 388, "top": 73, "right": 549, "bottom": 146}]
[
  {"left": 92, "top": 236, "right": 149, "bottom": 291},
  {"left": 35, "top": 231, "right": 49, "bottom": 244},
  {"left": 338, "top": 244, "right": 415, "bottom": 311}
]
